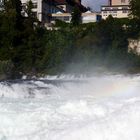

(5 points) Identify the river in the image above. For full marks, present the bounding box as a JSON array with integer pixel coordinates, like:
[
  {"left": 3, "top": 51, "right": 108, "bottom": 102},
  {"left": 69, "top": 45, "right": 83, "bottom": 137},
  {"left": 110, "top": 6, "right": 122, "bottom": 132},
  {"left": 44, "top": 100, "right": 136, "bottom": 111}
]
[{"left": 0, "top": 74, "right": 140, "bottom": 140}]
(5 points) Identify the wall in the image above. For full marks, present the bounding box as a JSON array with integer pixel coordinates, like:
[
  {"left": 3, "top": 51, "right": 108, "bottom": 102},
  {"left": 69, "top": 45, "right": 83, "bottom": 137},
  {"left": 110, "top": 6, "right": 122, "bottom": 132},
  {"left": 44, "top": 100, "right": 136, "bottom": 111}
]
[
  {"left": 111, "top": 0, "right": 129, "bottom": 5},
  {"left": 82, "top": 12, "right": 100, "bottom": 23}
]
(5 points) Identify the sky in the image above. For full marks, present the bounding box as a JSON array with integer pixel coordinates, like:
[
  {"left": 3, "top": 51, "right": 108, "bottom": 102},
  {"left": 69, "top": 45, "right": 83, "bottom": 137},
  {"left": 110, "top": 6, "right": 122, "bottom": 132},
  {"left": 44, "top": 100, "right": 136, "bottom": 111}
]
[{"left": 82, "top": 0, "right": 108, "bottom": 11}]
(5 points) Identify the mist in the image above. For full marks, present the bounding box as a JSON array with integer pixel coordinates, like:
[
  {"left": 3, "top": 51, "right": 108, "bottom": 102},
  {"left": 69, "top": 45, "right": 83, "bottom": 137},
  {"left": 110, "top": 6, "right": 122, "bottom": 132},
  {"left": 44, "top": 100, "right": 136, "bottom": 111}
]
[{"left": 82, "top": 0, "right": 107, "bottom": 11}]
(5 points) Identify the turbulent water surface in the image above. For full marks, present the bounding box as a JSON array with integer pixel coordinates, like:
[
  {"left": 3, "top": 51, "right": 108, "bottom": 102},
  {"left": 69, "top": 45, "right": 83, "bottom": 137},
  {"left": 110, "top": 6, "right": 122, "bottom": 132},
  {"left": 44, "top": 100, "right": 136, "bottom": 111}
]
[{"left": 0, "top": 74, "right": 140, "bottom": 140}]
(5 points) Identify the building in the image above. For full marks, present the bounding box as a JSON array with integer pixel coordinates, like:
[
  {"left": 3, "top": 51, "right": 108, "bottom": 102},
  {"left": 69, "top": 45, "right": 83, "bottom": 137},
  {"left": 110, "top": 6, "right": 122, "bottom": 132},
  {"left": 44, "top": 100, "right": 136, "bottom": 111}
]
[
  {"left": 1, "top": 0, "right": 98, "bottom": 25},
  {"left": 51, "top": 11, "right": 101, "bottom": 24},
  {"left": 21, "top": 0, "right": 87, "bottom": 24},
  {"left": 101, "top": 0, "right": 130, "bottom": 19},
  {"left": 82, "top": 11, "right": 101, "bottom": 23},
  {"left": 51, "top": 12, "right": 71, "bottom": 23},
  {"left": 111, "top": 0, "right": 129, "bottom": 5},
  {"left": 21, "top": 0, "right": 69, "bottom": 23}
]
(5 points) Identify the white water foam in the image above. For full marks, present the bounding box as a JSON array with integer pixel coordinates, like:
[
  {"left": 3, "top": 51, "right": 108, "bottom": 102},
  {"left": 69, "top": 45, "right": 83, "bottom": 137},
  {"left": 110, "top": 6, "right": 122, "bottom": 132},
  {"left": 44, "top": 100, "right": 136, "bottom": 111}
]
[{"left": 0, "top": 75, "right": 140, "bottom": 140}]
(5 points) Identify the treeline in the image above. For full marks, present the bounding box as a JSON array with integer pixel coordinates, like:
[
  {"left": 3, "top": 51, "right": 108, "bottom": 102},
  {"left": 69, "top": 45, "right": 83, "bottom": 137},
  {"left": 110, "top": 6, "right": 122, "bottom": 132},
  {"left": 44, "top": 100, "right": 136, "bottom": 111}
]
[{"left": 0, "top": 0, "right": 140, "bottom": 79}]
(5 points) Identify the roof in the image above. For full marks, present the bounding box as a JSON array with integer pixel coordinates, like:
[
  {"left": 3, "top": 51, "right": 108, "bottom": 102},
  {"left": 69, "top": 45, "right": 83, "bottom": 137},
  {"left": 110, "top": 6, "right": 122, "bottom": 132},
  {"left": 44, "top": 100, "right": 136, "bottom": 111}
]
[
  {"left": 46, "top": 0, "right": 87, "bottom": 12},
  {"left": 54, "top": 0, "right": 67, "bottom": 4}
]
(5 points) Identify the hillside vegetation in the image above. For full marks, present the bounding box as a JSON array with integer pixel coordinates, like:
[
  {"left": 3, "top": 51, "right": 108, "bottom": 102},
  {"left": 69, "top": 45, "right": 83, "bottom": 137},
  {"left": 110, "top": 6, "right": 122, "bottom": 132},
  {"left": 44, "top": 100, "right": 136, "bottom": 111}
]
[{"left": 0, "top": 0, "right": 140, "bottom": 79}]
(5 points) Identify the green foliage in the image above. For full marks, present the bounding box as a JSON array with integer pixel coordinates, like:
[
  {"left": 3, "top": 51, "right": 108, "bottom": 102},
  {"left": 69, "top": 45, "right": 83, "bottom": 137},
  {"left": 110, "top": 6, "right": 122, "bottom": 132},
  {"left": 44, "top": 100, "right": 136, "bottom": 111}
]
[
  {"left": 130, "top": 0, "right": 140, "bottom": 19},
  {"left": 129, "top": 0, "right": 140, "bottom": 38},
  {"left": 55, "top": 19, "right": 70, "bottom": 28},
  {"left": 71, "top": 6, "right": 82, "bottom": 26},
  {"left": 1, "top": 1, "right": 140, "bottom": 78}
]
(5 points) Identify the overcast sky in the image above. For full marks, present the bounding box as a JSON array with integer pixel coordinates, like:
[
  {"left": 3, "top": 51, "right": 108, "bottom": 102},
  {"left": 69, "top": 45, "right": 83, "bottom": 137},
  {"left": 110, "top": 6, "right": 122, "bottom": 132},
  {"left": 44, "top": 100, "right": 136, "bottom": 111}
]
[{"left": 82, "top": 0, "right": 108, "bottom": 11}]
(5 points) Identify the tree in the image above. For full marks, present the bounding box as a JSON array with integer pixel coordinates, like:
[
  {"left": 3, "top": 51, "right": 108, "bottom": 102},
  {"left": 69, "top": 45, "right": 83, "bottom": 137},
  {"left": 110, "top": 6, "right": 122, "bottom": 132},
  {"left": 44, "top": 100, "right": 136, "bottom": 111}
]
[
  {"left": 25, "top": 0, "right": 34, "bottom": 19},
  {"left": 129, "top": 0, "right": 140, "bottom": 19},
  {"left": 129, "top": 0, "right": 140, "bottom": 38},
  {"left": 4, "top": 0, "right": 23, "bottom": 30},
  {"left": 23, "top": 0, "right": 38, "bottom": 32},
  {"left": 71, "top": 6, "right": 82, "bottom": 26},
  {"left": 0, "top": 0, "right": 18, "bottom": 60}
]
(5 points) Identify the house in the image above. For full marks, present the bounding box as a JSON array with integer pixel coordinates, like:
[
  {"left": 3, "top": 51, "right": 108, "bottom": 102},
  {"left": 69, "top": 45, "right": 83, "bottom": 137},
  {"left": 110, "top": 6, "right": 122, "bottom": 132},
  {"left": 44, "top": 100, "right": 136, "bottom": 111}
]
[
  {"left": 21, "top": 0, "right": 87, "bottom": 24},
  {"left": 101, "top": 0, "right": 130, "bottom": 19},
  {"left": 51, "top": 11, "right": 101, "bottom": 24},
  {"left": 50, "top": 1, "right": 101, "bottom": 24},
  {"left": 51, "top": 12, "right": 71, "bottom": 23}
]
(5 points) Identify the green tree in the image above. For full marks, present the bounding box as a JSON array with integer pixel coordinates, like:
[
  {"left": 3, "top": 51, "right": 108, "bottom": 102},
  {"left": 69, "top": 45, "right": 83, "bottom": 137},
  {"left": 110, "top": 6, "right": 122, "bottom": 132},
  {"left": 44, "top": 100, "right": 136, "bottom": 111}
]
[
  {"left": 0, "top": 1, "right": 17, "bottom": 60},
  {"left": 129, "top": 0, "right": 140, "bottom": 38},
  {"left": 4, "top": 0, "right": 23, "bottom": 30},
  {"left": 23, "top": 0, "right": 38, "bottom": 35},
  {"left": 130, "top": 0, "right": 140, "bottom": 19},
  {"left": 71, "top": 6, "right": 82, "bottom": 26}
]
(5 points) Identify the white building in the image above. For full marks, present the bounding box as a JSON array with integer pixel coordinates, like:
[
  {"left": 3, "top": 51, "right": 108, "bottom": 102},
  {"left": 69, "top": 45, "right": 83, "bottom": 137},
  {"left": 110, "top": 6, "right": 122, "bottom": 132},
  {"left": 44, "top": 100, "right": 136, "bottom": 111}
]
[
  {"left": 51, "top": 12, "right": 71, "bottom": 23},
  {"left": 101, "top": 0, "right": 130, "bottom": 19},
  {"left": 51, "top": 11, "right": 101, "bottom": 24},
  {"left": 82, "top": 11, "right": 101, "bottom": 23}
]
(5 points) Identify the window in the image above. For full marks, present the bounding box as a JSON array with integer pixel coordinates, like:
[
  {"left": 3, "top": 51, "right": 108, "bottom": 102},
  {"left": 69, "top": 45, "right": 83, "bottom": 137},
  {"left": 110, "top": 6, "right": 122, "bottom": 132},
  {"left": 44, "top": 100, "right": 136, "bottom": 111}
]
[
  {"left": 105, "top": 7, "right": 111, "bottom": 10},
  {"left": 64, "top": 16, "right": 69, "bottom": 21},
  {"left": 114, "top": 14, "right": 117, "bottom": 16},
  {"left": 122, "top": 6, "right": 129, "bottom": 10},
  {"left": 112, "top": 7, "right": 118, "bottom": 10},
  {"left": 122, "top": 10, "right": 127, "bottom": 13},
  {"left": 33, "top": 3, "right": 37, "bottom": 8},
  {"left": 121, "top": 0, "right": 125, "bottom": 3},
  {"left": 32, "top": 12, "right": 37, "bottom": 18},
  {"left": 113, "top": 11, "right": 117, "bottom": 13}
]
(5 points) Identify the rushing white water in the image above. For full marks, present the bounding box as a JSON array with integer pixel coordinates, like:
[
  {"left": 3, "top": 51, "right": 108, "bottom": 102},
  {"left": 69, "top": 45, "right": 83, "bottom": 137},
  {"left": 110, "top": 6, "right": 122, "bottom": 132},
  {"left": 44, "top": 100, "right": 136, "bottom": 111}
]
[{"left": 0, "top": 74, "right": 140, "bottom": 140}]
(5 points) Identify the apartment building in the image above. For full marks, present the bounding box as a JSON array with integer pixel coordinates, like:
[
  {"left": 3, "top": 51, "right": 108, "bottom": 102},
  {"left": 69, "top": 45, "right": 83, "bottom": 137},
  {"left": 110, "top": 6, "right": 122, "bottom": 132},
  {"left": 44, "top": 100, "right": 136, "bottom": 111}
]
[{"left": 101, "top": 0, "right": 130, "bottom": 19}]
